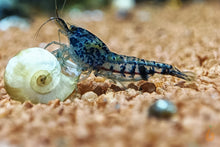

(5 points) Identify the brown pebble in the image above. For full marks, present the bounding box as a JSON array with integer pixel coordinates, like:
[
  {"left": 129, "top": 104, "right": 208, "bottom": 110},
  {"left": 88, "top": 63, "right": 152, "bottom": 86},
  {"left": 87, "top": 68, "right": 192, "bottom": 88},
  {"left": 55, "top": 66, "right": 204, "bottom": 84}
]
[
  {"left": 139, "top": 82, "right": 156, "bottom": 93},
  {"left": 23, "top": 101, "right": 33, "bottom": 109},
  {"left": 58, "top": 107, "right": 64, "bottom": 115},
  {"left": 127, "top": 83, "right": 138, "bottom": 90},
  {"left": 0, "top": 88, "right": 7, "bottom": 95},
  {"left": 48, "top": 99, "right": 60, "bottom": 108},
  {"left": 184, "top": 82, "right": 198, "bottom": 91},
  {"left": 197, "top": 55, "right": 208, "bottom": 66},
  {"left": 81, "top": 91, "right": 98, "bottom": 102},
  {"left": 97, "top": 97, "right": 108, "bottom": 108},
  {"left": 175, "top": 81, "right": 186, "bottom": 88},
  {"left": 77, "top": 82, "right": 93, "bottom": 95},
  {"left": 110, "top": 84, "right": 123, "bottom": 92},
  {"left": 175, "top": 81, "right": 198, "bottom": 90},
  {"left": 93, "top": 85, "right": 108, "bottom": 96},
  {"left": 78, "top": 80, "right": 109, "bottom": 95}
]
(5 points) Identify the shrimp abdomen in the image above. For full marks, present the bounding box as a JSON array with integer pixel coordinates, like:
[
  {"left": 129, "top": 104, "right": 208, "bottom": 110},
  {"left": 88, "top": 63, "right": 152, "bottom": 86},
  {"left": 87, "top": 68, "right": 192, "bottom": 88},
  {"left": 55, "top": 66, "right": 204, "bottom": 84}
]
[{"left": 97, "top": 54, "right": 195, "bottom": 81}]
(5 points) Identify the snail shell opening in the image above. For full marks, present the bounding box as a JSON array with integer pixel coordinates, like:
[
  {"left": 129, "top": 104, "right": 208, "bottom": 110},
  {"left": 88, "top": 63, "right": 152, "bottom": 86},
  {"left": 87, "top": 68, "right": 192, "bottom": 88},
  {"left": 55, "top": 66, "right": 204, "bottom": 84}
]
[{"left": 30, "top": 70, "right": 58, "bottom": 94}]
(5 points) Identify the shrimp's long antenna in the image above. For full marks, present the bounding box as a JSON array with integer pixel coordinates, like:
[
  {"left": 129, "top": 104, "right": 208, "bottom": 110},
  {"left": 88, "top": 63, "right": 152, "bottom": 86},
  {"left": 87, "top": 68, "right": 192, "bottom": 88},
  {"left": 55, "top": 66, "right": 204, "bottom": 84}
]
[
  {"left": 34, "top": 16, "right": 70, "bottom": 40},
  {"left": 34, "top": 0, "right": 68, "bottom": 40},
  {"left": 55, "top": 0, "right": 59, "bottom": 17},
  {"left": 61, "top": 0, "right": 67, "bottom": 16},
  {"left": 34, "top": 18, "right": 55, "bottom": 40},
  {"left": 55, "top": 0, "right": 67, "bottom": 17}
]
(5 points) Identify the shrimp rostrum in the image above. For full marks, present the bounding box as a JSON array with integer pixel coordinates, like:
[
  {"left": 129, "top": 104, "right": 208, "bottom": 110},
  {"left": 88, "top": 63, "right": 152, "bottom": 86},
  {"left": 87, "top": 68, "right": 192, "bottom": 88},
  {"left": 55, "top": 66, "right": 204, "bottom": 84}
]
[{"left": 44, "top": 17, "right": 195, "bottom": 82}]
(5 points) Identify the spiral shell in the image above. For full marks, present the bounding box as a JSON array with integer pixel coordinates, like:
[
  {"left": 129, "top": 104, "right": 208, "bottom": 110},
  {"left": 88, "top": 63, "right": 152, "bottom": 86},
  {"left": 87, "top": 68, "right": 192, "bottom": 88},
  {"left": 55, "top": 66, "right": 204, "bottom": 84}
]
[{"left": 4, "top": 47, "right": 80, "bottom": 103}]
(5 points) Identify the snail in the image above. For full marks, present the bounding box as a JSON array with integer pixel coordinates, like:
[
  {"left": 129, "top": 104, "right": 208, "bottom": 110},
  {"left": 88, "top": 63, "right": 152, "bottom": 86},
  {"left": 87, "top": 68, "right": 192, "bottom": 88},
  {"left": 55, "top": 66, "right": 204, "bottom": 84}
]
[
  {"left": 4, "top": 47, "right": 81, "bottom": 104},
  {"left": 148, "top": 99, "right": 177, "bottom": 119}
]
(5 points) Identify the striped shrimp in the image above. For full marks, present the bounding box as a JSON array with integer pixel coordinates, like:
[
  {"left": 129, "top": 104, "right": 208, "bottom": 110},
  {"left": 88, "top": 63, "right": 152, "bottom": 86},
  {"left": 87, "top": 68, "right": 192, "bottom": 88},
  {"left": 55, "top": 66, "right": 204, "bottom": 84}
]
[{"left": 43, "top": 17, "right": 195, "bottom": 82}]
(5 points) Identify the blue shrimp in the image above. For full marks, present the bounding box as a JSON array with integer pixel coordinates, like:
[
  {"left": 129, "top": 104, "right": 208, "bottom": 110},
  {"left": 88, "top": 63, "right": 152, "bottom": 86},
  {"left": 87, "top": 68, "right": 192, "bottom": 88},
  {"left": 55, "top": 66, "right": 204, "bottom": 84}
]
[{"left": 44, "top": 17, "right": 195, "bottom": 82}]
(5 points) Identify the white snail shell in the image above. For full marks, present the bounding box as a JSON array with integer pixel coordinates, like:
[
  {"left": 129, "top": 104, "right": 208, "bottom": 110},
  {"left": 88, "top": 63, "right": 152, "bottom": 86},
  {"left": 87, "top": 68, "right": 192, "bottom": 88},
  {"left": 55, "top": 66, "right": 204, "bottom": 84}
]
[{"left": 4, "top": 47, "right": 80, "bottom": 104}]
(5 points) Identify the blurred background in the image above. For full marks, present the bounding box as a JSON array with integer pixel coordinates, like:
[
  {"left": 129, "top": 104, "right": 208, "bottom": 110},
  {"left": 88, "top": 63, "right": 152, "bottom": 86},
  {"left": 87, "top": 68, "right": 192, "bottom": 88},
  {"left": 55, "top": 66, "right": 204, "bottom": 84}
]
[{"left": 0, "top": 0, "right": 219, "bottom": 31}]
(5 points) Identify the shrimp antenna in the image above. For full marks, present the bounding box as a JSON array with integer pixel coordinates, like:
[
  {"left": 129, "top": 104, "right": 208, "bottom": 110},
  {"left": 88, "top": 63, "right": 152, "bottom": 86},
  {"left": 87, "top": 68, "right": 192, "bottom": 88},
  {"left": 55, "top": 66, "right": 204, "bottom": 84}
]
[
  {"left": 61, "top": 0, "right": 67, "bottom": 16},
  {"left": 34, "top": 17, "right": 57, "bottom": 40},
  {"left": 34, "top": 0, "right": 67, "bottom": 39},
  {"left": 55, "top": 0, "right": 59, "bottom": 17},
  {"left": 55, "top": 0, "right": 67, "bottom": 18}
]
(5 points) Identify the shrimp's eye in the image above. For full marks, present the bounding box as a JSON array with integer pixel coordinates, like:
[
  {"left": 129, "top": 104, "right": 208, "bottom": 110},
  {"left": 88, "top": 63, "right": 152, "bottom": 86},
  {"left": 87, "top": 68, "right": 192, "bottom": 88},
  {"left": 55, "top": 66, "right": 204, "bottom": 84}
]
[{"left": 70, "top": 25, "right": 77, "bottom": 32}]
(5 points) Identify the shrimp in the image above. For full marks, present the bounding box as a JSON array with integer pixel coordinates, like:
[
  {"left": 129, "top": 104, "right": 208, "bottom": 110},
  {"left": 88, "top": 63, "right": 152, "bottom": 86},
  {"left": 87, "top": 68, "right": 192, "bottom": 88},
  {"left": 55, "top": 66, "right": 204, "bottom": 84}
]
[{"left": 43, "top": 17, "right": 195, "bottom": 82}]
